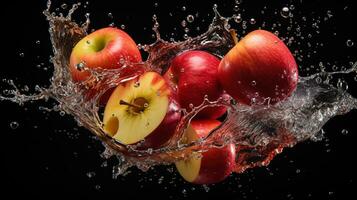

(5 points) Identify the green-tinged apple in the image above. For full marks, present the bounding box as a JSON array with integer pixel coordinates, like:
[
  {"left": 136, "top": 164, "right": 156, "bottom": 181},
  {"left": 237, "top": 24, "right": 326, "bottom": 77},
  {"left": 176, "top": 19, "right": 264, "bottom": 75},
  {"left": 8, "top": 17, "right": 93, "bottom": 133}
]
[
  {"left": 175, "top": 120, "right": 236, "bottom": 184},
  {"left": 218, "top": 30, "right": 298, "bottom": 105},
  {"left": 164, "top": 50, "right": 226, "bottom": 119},
  {"left": 69, "top": 27, "right": 142, "bottom": 104},
  {"left": 103, "top": 71, "right": 181, "bottom": 149}
]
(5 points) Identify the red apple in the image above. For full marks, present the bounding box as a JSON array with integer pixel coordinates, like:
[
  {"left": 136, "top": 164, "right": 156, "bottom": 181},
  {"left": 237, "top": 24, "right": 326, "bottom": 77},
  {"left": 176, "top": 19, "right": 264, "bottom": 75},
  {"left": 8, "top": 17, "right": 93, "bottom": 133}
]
[
  {"left": 218, "top": 30, "right": 298, "bottom": 105},
  {"left": 164, "top": 50, "right": 226, "bottom": 119},
  {"left": 103, "top": 71, "right": 181, "bottom": 149},
  {"left": 69, "top": 27, "right": 142, "bottom": 104},
  {"left": 175, "top": 120, "right": 236, "bottom": 184}
]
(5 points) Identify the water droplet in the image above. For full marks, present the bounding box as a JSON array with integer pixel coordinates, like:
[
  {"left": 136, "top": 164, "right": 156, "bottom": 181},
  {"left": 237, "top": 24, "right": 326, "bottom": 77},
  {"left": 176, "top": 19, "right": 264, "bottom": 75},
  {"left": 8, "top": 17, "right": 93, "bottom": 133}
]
[
  {"left": 189, "top": 103, "right": 194, "bottom": 109},
  {"left": 296, "top": 169, "right": 301, "bottom": 174},
  {"left": 61, "top": 3, "right": 68, "bottom": 9},
  {"left": 281, "top": 7, "right": 290, "bottom": 18},
  {"left": 251, "top": 81, "right": 257, "bottom": 86},
  {"left": 59, "top": 111, "right": 66, "bottom": 116},
  {"left": 19, "top": 52, "right": 25, "bottom": 57},
  {"left": 315, "top": 77, "right": 322, "bottom": 84},
  {"left": 10, "top": 121, "right": 19, "bottom": 129},
  {"left": 337, "top": 79, "right": 348, "bottom": 91},
  {"left": 134, "top": 81, "right": 140, "bottom": 88},
  {"left": 341, "top": 129, "right": 349, "bottom": 135},
  {"left": 76, "top": 62, "right": 85, "bottom": 71},
  {"left": 250, "top": 18, "right": 256, "bottom": 24},
  {"left": 233, "top": 14, "right": 242, "bottom": 23},
  {"left": 233, "top": 5, "right": 239, "bottom": 12},
  {"left": 107, "top": 12, "right": 113, "bottom": 19},
  {"left": 184, "top": 27, "right": 190, "bottom": 33},
  {"left": 120, "top": 24, "right": 125, "bottom": 29},
  {"left": 181, "top": 20, "right": 187, "bottom": 27},
  {"left": 35, "top": 40, "right": 41, "bottom": 45},
  {"left": 143, "top": 103, "right": 149, "bottom": 108},
  {"left": 86, "top": 171, "right": 96, "bottom": 178},
  {"left": 181, "top": 6, "right": 186, "bottom": 11},
  {"left": 346, "top": 39, "right": 354, "bottom": 47},
  {"left": 235, "top": 0, "right": 242, "bottom": 4},
  {"left": 354, "top": 75, "right": 357, "bottom": 82},
  {"left": 187, "top": 15, "right": 194, "bottom": 23},
  {"left": 154, "top": 2, "right": 158, "bottom": 7}
]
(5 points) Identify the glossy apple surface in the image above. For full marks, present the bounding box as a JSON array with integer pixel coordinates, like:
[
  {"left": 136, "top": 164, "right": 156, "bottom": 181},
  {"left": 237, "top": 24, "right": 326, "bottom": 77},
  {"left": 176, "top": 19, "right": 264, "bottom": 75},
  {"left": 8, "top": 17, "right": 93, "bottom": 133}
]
[
  {"left": 103, "top": 72, "right": 181, "bottom": 149},
  {"left": 165, "top": 50, "right": 226, "bottom": 119},
  {"left": 218, "top": 30, "right": 298, "bottom": 105},
  {"left": 175, "top": 120, "right": 236, "bottom": 184},
  {"left": 69, "top": 27, "right": 142, "bottom": 104}
]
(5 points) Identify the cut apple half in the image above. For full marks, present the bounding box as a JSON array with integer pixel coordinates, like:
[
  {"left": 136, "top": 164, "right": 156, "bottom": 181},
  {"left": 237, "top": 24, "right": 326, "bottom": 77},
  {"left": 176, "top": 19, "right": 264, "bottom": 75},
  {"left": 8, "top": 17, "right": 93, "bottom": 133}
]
[
  {"left": 175, "top": 120, "right": 236, "bottom": 184},
  {"left": 103, "top": 71, "right": 181, "bottom": 148}
]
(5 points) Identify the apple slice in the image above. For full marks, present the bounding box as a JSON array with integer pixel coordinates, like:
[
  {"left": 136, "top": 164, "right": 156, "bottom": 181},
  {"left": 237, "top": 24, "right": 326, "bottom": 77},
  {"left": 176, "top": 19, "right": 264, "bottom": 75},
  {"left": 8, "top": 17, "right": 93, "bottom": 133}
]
[
  {"left": 103, "top": 71, "right": 181, "bottom": 149},
  {"left": 175, "top": 120, "right": 236, "bottom": 184}
]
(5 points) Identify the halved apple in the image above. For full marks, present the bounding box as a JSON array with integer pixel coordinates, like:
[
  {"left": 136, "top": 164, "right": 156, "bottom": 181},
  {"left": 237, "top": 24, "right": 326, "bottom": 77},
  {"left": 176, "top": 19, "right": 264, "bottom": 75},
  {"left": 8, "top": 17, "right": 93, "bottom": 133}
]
[
  {"left": 175, "top": 120, "right": 236, "bottom": 184},
  {"left": 103, "top": 71, "right": 181, "bottom": 149}
]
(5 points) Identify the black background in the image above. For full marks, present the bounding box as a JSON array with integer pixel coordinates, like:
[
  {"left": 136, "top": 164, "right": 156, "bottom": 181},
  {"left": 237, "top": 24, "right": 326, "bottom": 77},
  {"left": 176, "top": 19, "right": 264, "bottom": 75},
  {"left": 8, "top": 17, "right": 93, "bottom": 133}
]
[{"left": 1, "top": 0, "right": 356, "bottom": 199}]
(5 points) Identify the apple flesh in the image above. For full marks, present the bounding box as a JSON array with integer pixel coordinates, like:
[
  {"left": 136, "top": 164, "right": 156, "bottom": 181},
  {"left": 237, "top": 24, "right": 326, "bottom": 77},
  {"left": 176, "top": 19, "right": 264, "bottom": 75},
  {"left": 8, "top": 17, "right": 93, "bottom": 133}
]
[
  {"left": 69, "top": 27, "right": 142, "bottom": 104},
  {"left": 103, "top": 71, "right": 181, "bottom": 149},
  {"left": 218, "top": 30, "right": 298, "bottom": 105},
  {"left": 164, "top": 50, "right": 226, "bottom": 119},
  {"left": 175, "top": 120, "right": 236, "bottom": 184}
]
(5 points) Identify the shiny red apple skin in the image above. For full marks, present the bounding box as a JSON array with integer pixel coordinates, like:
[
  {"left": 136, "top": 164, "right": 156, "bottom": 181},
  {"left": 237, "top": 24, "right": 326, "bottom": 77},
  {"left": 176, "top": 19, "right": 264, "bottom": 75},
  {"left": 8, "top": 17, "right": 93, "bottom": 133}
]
[
  {"left": 191, "top": 120, "right": 236, "bottom": 184},
  {"left": 218, "top": 30, "right": 298, "bottom": 105},
  {"left": 69, "top": 27, "right": 142, "bottom": 104},
  {"left": 164, "top": 50, "right": 226, "bottom": 119}
]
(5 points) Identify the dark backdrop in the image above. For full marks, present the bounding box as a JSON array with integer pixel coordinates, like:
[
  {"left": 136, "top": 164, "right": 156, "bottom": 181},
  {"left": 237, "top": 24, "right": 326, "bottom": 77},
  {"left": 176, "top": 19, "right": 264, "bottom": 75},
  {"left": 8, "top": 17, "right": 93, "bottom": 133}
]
[{"left": 1, "top": 0, "right": 356, "bottom": 199}]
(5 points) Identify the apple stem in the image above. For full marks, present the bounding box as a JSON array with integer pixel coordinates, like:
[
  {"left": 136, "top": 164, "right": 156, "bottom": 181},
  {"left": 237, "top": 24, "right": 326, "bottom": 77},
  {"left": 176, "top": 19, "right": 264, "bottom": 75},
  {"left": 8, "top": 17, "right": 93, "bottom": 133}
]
[
  {"left": 230, "top": 29, "right": 239, "bottom": 45},
  {"left": 119, "top": 100, "right": 143, "bottom": 110}
]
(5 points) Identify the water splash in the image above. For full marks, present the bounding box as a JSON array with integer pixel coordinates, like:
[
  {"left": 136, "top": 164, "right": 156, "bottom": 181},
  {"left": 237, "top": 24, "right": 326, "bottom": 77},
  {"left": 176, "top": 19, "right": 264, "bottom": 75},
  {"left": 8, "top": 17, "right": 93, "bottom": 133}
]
[{"left": 1, "top": 1, "right": 356, "bottom": 176}]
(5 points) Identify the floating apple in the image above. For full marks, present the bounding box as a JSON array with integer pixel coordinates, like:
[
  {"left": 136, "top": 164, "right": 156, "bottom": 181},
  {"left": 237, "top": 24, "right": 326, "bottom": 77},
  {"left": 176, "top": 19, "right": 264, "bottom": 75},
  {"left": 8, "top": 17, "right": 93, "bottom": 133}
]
[
  {"left": 164, "top": 50, "right": 226, "bottom": 119},
  {"left": 175, "top": 120, "right": 236, "bottom": 184},
  {"left": 103, "top": 71, "right": 181, "bottom": 149},
  {"left": 69, "top": 27, "right": 142, "bottom": 104},
  {"left": 218, "top": 30, "right": 298, "bottom": 105}
]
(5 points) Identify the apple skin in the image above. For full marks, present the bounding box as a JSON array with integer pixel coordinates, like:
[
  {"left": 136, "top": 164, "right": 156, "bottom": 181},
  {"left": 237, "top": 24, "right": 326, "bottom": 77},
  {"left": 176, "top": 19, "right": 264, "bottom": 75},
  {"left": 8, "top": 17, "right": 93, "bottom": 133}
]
[
  {"left": 176, "top": 120, "right": 236, "bottom": 184},
  {"left": 218, "top": 30, "right": 298, "bottom": 105},
  {"left": 103, "top": 72, "right": 181, "bottom": 149},
  {"left": 69, "top": 27, "right": 142, "bottom": 104},
  {"left": 164, "top": 50, "right": 226, "bottom": 119}
]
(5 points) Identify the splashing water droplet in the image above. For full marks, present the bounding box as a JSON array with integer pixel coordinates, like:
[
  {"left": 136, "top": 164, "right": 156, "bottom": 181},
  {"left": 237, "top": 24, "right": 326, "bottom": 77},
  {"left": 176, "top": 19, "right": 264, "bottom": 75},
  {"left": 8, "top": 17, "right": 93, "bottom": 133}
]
[
  {"left": 341, "top": 129, "right": 349, "bottom": 135},
  {"left": 181, "top": 6, "right": 186, "bottom": 11},
  {"left": 181, "top": 20, "right": 187, "bottom": 27},
  {"left": 251, "top": 80, "right": 257, "bottom": 86},
  {"left": 61, "top": 3, "right": 68, "bottom": 9},
  {"left": 35, "top": 40, "right": 41, "bottom": 45},
  {"left": 233, "top": 14, "right": 242, "bottom": 23},
  {"left": 19, "top": 52, "right": 25, "bottom": 57},
  {"left": 250, "top": 18, "right": 256, "bottom": 24},
  {"left": 233, "top": 5, "right": 239, "bottom": 12},
  {"left": 346, "top": 39, "right": 354, "bottom": 47},
  {"left": 107, "top": 12, "right": 113, "bottom": 19},
  {"left": 235, "top": 0, "right": 242, "bottom": 4},
  {"left": 281, "top": 7, "right": 290, "bottom": 18},
  {"left": 86, "top": 171, "right": 96, "bottom": 178},
  {"left": 10, "top": 121, "right": 19, "bottom": 129},
  {"left": 120, "top": 24, "right": 125, "bottom": 29},
  {"left": 59, "top": 111, "right": 66, "bottom": 116},
  {"left": 187, "top": 15, "right": 194, "bottom": 23}
]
